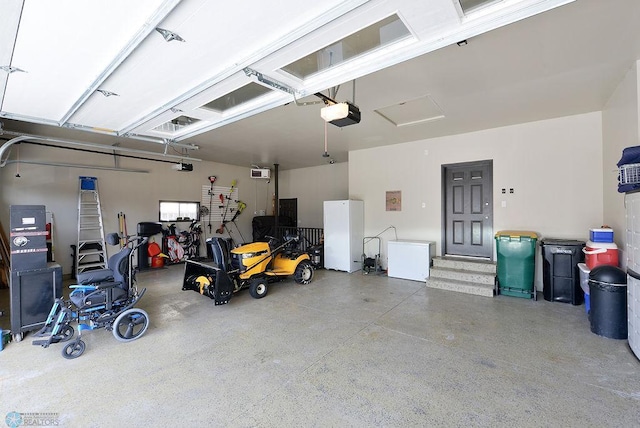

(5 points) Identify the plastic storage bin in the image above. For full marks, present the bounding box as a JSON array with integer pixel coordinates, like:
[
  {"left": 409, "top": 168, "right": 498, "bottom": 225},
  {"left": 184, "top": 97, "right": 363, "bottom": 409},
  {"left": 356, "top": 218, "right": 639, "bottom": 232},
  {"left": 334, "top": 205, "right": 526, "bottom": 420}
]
[
  {"left": 578, "top": 263, "right": 591, "bottom": 314},
  {"left": 583, "top": 241, "right": 619, "bottom": 269},
  {"left": 541, "top": 239, "right": 585, "bottom": 305},
  {"left": 589, "top": 265, "right": 627, "bottom": 339},
  {"left": 589, "top": 228, "right": 614, "bottom": 243},
  {"left": 495, "top": 231, "right": 538, "bottom": 299}
]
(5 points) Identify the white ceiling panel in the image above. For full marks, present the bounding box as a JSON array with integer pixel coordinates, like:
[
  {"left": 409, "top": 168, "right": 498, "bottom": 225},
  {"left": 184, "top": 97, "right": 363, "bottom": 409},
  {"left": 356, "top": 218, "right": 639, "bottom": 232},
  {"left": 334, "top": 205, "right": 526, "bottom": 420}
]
[
  {"left": 1, "top": 0, "right": 173, "bottom": 121},
  {"left": 4, "top": 0, "right": 624, "bottom": 171},
  {"left": 67, "top": 0, "right": 357, "bottom": 131},
  {"left": 0, "top": 0, "right": 23, "bottom": 65},
  {"left": 0, "top": 0, "right": 24, "bottom": 109},
  {"left": 1, "top": 0, "right": 574, "bottom": 135}
]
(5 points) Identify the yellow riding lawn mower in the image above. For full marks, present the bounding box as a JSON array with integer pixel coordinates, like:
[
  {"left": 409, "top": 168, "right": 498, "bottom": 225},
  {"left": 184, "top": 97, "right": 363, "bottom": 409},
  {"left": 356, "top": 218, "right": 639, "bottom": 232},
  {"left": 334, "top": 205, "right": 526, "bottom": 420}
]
[{"left": 182, "top": 235, "right": 314, "bottom": 304}]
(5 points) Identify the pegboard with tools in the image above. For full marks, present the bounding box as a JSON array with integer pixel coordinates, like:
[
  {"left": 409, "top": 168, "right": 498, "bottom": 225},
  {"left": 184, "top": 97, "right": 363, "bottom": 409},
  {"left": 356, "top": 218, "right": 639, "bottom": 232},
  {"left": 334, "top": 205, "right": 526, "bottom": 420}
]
[{"left": 201, "top": 183, "right": 239, "bottom": 234}]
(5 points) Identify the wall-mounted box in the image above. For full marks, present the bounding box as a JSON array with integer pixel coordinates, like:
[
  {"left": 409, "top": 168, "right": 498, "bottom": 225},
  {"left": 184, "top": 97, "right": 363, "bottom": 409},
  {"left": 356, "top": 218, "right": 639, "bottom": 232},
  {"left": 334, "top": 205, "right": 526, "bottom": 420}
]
[{"left": 250, "top": 168, "right": 271, "bottom": 179}]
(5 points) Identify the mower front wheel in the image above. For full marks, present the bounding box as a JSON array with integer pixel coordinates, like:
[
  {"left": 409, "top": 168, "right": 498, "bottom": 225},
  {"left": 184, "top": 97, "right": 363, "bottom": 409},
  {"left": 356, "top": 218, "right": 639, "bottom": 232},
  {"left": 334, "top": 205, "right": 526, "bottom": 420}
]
[
  {"left": 294, "top": 261, "right": 314, "bottom": 284},
  {"left": 249, "top": 278, "right": 268, "bottom": 299}
]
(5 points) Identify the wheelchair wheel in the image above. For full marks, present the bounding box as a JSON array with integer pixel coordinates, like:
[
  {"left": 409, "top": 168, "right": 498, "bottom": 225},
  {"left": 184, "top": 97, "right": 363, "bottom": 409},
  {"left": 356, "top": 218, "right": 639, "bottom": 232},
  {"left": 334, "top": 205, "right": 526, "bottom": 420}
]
[
  {"left": 57, "top": 325, "right": 75, "bottom": 342},
  {"left": 113, "top": 308, "right": 149, "bottom": 342},
  {"left": 62, "top": 340, "right": 85, "bottom": 359}
]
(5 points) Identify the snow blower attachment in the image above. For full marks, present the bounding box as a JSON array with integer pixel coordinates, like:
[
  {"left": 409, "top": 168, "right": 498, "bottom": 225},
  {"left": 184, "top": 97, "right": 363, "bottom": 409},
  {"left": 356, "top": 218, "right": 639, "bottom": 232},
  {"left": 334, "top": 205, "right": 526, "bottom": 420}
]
[{"left": 182, "top": 260, "right": 234, "bottom": 305}]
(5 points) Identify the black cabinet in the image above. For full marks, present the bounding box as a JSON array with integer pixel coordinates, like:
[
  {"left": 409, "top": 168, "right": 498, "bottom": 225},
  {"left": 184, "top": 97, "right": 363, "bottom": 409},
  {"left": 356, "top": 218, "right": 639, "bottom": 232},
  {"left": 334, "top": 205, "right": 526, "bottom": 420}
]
[
  {"left": 9, "top": 205, "right": 48, "bottom": 271},
  {"left": 10, "top": 263, "right": 63, "bottom": 339}
]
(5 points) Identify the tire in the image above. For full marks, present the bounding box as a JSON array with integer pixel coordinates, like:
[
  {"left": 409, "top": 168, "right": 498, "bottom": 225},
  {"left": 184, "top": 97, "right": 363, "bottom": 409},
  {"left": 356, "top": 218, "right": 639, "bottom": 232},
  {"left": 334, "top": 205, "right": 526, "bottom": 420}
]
[
  {"left": 62, "top": 340, "right": 85, "bottom": 359},
  {"left": 249, "top": 278, "right": 268, "bottom": 299},
  {"left": 112, "top": 308, "right": 149, "bottom": 342},
  {"left": 294, "top": 261, "right": 314, "bottom": 284},
  {"left": 57, "top": 325, "right": 75, "bottom": 342}
]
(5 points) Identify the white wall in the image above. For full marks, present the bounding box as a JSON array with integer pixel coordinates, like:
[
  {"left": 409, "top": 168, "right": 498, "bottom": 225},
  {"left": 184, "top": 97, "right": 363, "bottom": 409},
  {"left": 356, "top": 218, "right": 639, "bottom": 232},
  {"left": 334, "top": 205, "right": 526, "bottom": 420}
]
[
  {"left": 350, "top": 112, "right": 604, "bottom": 288},
  {"left": 0, "top": 112, "right": 611, "bottom": 288},
  {"left": 602, "top": 61, "right": 640, "bottom": 265},
  {"left": 0, "top": 144, "right": 257, "bottom": 275},
  {"left": 278, "top": 162, "right": 348, "bottom": 228}
]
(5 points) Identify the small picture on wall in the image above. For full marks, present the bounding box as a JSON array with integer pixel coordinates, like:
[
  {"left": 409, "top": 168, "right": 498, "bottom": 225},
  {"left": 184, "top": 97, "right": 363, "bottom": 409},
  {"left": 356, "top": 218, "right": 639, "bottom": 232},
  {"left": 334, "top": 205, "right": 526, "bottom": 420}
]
[{"left": 386, "top": 190, "right": 401, "bottom": 211}]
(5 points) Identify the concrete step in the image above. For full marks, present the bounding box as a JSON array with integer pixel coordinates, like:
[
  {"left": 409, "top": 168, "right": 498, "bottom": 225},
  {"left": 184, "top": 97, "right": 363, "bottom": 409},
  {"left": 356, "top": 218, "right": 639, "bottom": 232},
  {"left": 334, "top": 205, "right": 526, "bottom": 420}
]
[
  {"left": 429, "top": 266, "right": 495, "bottom": 285},
  {"left": 425, "top": 277, "right": 495, "bottom": 298},
  {"left": 432, "top": 256, "right": 496, "bottom": 274},
  {"left": 427, "top": 256, "right": 497, "bottom": 298}
]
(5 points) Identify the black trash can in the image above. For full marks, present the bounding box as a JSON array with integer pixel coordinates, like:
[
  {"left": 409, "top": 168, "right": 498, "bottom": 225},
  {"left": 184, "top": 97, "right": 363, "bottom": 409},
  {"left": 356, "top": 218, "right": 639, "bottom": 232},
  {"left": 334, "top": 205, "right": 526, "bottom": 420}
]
[
  {"left": 541, "top": 239, "right": 585, "bottom": 305},
  {"left": 589, "top": 265, "right": 627, "bottom": 339}
]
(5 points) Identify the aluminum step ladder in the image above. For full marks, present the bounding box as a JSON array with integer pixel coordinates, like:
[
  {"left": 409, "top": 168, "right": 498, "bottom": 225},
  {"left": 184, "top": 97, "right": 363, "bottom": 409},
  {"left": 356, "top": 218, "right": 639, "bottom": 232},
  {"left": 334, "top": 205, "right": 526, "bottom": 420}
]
[{"left": 76, "top": 176, "right": 107, "bottom": 276}]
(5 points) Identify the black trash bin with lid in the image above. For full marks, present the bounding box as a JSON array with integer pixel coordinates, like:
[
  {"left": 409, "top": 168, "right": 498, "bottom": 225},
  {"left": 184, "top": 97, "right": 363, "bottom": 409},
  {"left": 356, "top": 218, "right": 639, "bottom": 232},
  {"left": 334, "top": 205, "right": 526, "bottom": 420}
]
[
  {"left": 589, "top": 265, "right": 627, "bottom": 339},
  {"left": 541, "top": 239, "right": 585, "bottom": 305}
]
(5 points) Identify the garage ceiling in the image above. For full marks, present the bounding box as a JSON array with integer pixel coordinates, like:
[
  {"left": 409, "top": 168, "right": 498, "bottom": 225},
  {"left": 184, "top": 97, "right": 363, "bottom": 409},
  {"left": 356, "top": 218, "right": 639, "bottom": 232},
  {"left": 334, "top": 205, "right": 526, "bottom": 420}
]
[{"left": 1, "top": 0, "right": 639, "bottom": 170}]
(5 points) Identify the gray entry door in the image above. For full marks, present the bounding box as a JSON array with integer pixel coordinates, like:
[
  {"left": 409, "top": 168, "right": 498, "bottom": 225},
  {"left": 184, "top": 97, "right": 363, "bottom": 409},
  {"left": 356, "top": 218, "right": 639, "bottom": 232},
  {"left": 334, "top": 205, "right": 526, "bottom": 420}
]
[{"left": 444, "top": 160, "right": 493, "bottom": 258}]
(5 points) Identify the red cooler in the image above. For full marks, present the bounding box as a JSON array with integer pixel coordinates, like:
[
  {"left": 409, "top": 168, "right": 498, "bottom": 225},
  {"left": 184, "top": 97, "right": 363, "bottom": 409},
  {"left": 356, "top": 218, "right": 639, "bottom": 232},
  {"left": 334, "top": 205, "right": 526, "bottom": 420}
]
[{"left": 583, "top": 240, "right": 619, "bottom": 269}]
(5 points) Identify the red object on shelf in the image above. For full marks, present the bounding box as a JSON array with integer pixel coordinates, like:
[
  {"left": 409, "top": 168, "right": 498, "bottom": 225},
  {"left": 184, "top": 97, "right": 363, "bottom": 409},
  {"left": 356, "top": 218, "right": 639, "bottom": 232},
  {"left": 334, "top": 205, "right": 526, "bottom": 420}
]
[
  {"left": 583, "top": 240, "right": 619, "bottom": 269},
  {"left": 45, "top": 223, "right": 51, "bottom": 240}
]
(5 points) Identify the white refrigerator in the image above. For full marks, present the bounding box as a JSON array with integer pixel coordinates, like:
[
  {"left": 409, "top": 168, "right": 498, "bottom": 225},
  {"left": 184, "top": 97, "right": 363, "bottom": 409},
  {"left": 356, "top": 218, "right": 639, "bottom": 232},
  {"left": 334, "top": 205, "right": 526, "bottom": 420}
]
[{"left": 323, "top": 200, "right": 364, "bottom": 273}]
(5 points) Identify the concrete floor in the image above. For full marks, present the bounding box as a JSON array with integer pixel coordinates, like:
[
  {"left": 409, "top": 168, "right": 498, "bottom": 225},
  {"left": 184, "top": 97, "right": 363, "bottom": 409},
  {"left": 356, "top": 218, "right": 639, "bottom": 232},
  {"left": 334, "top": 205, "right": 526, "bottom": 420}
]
[{"left": 1, "top": 265, "right": 639, "bottom": 427}]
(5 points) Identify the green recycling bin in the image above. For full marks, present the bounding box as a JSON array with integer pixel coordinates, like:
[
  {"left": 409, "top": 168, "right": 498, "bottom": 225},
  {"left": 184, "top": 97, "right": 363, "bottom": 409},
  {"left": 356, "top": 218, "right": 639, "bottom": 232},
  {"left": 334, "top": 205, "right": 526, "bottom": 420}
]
[{"left": 495, "top": 230, "right": 538, "bottom": 299}]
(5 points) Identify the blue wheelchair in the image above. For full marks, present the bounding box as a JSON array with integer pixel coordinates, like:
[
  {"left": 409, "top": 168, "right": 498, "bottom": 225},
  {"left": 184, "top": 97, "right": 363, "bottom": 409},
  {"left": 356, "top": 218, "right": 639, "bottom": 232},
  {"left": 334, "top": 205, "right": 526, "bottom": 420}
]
[{"left": 33, "top": 233, "right": 150, "bottom": 359}]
